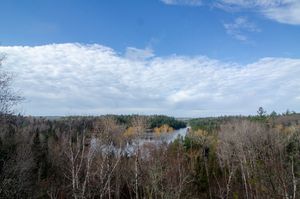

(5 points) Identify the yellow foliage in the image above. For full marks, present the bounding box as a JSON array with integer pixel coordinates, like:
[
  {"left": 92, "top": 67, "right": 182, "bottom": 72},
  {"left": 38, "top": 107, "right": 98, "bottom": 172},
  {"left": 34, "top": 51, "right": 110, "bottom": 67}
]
[
  {"left": 123, "top": 127, "right": 138, "bottom": 138},
  {"left": 275, "top": 124, "right": 300, "bottom": 136},
  {"left": 191, "top": 129, "right": 209, "bottom": 137},
  {"left": 189, "top": 129, "right": 218, "bottom": 147},
  {"left": 274, "top": 124, "right": 284, "bottom": 131},
  {"left": 154, "top": 124, "right": 174, "bottom": 136}
]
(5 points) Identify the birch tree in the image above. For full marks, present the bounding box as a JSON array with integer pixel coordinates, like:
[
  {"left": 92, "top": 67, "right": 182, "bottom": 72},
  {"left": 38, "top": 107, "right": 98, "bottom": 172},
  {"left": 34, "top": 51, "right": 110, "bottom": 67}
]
[{"left": 0, "top": 56, "right": 22, "bottom": 115}]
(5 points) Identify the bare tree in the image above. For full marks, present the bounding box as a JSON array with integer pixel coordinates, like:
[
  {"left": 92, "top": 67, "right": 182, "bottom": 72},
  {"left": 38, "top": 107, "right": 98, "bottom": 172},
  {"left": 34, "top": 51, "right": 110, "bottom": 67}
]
[
  {"left": 217, "top": 119, "right": 299, "bottom": 199},
  {"left": 0, "top": 125, "right": 34, "bottom": 198},
  {"left": 0, "top": 56, "right": 23, "bottom": 115},
  {"left": 60, "top": 122, "right": 96, "bottom": 199},
  {"left": 92, "top": 116, "right": 124, "bottom": 199},
  {"left": 130, "top": 115, "right": 148, "bottom": 199}
]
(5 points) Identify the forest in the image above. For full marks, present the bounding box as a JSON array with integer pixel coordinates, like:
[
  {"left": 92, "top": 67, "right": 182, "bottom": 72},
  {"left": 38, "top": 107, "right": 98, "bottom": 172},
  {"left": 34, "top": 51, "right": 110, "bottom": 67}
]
[{"left": 0, "top": 110, "right": 300, "bottom": 198}]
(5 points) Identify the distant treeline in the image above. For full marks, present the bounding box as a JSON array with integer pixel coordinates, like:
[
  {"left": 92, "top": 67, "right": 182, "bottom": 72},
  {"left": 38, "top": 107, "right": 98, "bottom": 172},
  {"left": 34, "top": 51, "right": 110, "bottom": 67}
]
[
  {"left": 57, "top": 114, "right": 187, "bottom": 130},
  {"left": 190, "top": 108, "right": 300, "bottom": 132},
  {"left": 1, "top": 112, "right": 300, "bottom": 198}
]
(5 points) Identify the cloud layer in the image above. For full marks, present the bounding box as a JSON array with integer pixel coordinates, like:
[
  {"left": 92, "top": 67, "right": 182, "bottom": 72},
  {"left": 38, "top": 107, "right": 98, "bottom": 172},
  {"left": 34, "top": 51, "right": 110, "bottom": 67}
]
[
  {"left": 161, "top": 0, "right": 300, "bottom": 25},
  {"left": 160, "top": 0, "right": 202, "bottom": 6},
  {"left": 0, "top": 43, "right": 299, "bottom": 116},
  {"left": 218, "top": 0, "right": 300, "bottom": 25},
  {"left": 223, "top": 17, "right": 260, "bottom": 41}
]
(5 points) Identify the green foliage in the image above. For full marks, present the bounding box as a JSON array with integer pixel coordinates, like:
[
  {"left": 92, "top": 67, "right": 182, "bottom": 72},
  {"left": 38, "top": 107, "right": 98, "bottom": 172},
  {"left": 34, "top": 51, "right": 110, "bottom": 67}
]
[
  {"left": 286, "top": 131, "right": 300, "bottom": 178},
  {"left": 270, "top": 111, "right": 277, "bottom": 117},
  {"left": 189, "top": 118, "right": 222, "bottom": 133},
  {"left": 257, "top": 107, "right": 267, "bottom": 117},
  {"left": 148, "top": 115, "right": 186, "bottom": 129},
  {"left": 62, "top": 114, "right": 187, "bottom": 130},
  {"left": 106, "top": 114, "right": 187, "bottom": 129},
  {"left": 249, "top": 107, "right": 268, "bottom": 122}
]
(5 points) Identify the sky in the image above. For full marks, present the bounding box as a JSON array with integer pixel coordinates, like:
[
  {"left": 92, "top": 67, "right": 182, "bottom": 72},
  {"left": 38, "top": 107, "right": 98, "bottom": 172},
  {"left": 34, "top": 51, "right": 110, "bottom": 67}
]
[{"left": 0, "top": 0, "right": 299, "bottom": 117}]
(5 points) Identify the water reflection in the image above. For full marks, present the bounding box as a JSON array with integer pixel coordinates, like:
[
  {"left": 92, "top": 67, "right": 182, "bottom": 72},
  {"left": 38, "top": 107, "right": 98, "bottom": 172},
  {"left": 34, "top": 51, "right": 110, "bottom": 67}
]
[
  {"left": 138, "top": 127, "right": 189, "bottom": 145},
  {"left": 91, "top": 127, "right": 190, "bottom": 157}
]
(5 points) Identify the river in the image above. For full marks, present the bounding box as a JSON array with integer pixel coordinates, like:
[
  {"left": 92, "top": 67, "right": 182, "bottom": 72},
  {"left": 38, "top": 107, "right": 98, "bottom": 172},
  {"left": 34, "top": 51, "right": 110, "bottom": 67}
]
[
  {"left": 138, "top": 127, "right": 190, "bottom": 145},
  {"left": 92, "top": 127, "right": 190, "bottom": 156}
]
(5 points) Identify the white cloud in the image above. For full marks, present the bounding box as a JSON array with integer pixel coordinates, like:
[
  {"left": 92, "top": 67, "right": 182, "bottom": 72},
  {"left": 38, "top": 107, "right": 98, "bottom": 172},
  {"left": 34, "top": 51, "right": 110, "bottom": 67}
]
[
  {"left": 125, "top": 47, "right": 154, "bottom": 60},
  {"left": 160, "top": 0, "right": 300, "bottom": 25},
  {"left": 217, "top": 0, "right": 286, "bottom": 8},
  {"left": 160, "top": 0, "right": 202, "bottom": 6},
  {"left": 218, "top": 0, "right": 300, "bottom": 25},
  {"left": 0, "top": 43, "right": 299, "bottom": 117},
  {"left": 263, "top": 2, "right": 300, "bottom": 25},
  {"left": 223, "top": 17, "right": 260, "bottom": 41}
]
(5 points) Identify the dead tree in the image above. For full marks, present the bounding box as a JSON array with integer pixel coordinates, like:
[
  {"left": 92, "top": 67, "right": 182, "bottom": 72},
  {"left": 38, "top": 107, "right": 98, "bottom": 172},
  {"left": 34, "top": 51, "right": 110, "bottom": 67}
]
[
  {"left": 131, "top": 116, "right": 148, "bottom": 199},
  {"left": 0, "top": 56, "right": 23, "bottom": 115},
  {"left": 61, "top": 122, "right": 95, "bottom": 199}
]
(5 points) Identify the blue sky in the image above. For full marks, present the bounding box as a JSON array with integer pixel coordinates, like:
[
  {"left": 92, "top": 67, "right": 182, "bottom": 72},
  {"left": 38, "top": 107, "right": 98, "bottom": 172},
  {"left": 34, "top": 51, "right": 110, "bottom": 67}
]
[
  {"left": 1, "top": 0, "right": 300, "bottom": 63},
  {"left": 0, "top": 0, "right": 300, "bottom": 116}
]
